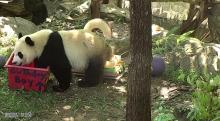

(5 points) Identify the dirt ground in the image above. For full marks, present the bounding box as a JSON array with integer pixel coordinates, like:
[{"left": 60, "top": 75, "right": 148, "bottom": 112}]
[
  {"left": 36, "top": 79, "right": 127, "bottom": 121},
  {"left": 29, "top": 77, "right": 191, "bottom": 121}
]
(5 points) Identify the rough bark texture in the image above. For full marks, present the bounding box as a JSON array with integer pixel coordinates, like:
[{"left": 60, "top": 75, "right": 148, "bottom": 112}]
[
  {"left": 208, "top": 3, "right": 220, "bottom": 43},
  {"left": 102, "top": 0, "right": 109, "bottom": 4},
  {"left": 91, "top": 0, "right": 101, "bottom": 18},
  {"left": 178, "top": 0, "right": 209, "bottom": 35},
  {"left": 117, "top": 0, "right": 122, "bottom": 8},
  {"left": 153, "top": 0, "right": 203, "bottom": 3},
  {"left": 126, "top": 0, "right": 152, "bottom": 121}
]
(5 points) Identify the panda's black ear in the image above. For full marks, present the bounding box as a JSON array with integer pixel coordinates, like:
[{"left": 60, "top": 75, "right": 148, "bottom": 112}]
[
  {"left": 25, "top": 37, "right": 35, "bottom": 46},
  {"left": 18, "top": 33, "right": 23, "bottom": 39}
]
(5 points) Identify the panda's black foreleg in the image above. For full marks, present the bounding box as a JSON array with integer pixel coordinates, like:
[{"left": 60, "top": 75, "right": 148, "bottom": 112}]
[
  {"left": 50, "top": 67, "right": 72, "bottom": 92},
  {"left": 78, "top": 55, "right": 104, "bottom": 87}
]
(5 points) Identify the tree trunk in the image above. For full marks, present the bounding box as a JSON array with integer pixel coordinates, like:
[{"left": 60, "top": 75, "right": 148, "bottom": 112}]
[
  {"left": 90, "top": 0, "right": 100, "bottom": 18},
  {"left": 178, "top": 1, "right": 208, "bottom": 35},
  {"left": 117, "top": 0, "right": 122, "bottom": 8},
  {"left": 126, "top": 0, "right": 152, "bottom": 121},
  {"left": 208, "top": 3, "right": 220, "bottom": 43},
  {"left": 102, "top": 0, "right": 109, "bottom": 4}
]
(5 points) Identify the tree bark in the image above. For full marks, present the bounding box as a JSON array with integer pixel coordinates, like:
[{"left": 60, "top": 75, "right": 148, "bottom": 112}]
[
  {"left": 117, "top": 0, "right": 122, "bottom": 8},
  {"left": 91, "top": 0, "right": 101, "bottom": 18},
  {"left": 102, "top": 0, "right": 109, "bottom": 4},
  {"left": 153, "top": 0, "right": 202, "bottom": 3},
  {"left": 208, "top": 3, "right": 220, "bottom": 43},
  {"left": 126, "top": 0, "right": 152, "bottom": 121},
  {"left": 178, "top": 3, "right": 199, "bottom": 34},
  {"left": 178, "top": 0, "right": 209, "bottom": 35}
]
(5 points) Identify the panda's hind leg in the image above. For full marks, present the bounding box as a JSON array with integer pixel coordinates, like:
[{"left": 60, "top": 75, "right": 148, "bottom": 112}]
[
  {"left": 78, "top": 55, "right": 104, "bottom": 87},
  {"left": 50, "top": 67, "right": 72, "bottom": 92}
]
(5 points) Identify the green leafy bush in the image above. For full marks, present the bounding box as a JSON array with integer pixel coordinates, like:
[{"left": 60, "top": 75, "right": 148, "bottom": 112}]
[
  {"left": 153, "top": 101, "right": 177, "bottom": 121},
  {"left": 153, "top": 30, "right": 193, "bottom": 55},
  {"left": 187, "top": 75, "right": 220, "bottom": 121}
]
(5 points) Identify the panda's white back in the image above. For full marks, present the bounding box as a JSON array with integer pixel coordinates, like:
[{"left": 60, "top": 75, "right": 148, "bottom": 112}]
[{"left": 58, "top": 30, "right": 105, "bottom": 71}]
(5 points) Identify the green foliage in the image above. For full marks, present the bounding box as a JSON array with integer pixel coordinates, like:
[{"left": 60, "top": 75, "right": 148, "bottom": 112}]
[
  {"left": 166, "top": 66, "right": 220, "bottom": 121},
  {"left": 154, "top": 108, "right": 176, "bottom": 121},
  {"left": 176, "top": 31, "right": 193, "bottom": 45},
  {"left": 165, "top": 58, "right": 220, "bottom": 121},
  {"left": 0, "top": 36, "right": 16, "bottom": 47},
  {"left": 167, "top": 68, "right": 187, "bottom": 83},
  {"left": 187, "top": 75, "right": 220, "bottom": 121},
  {"left": 153, "top": 30, "right": 193, "bottom": 55},
  {"left": 0, "top": 34, "right": 16, "bottom": 58},
  {"left": 166, "top": 66, "right": 199, "bottom": 84},
  {"left": 153, "top": 101, "right": 176, "bottom": 121},
  {"left": 73, "top": 18, "right": 88, "bottom": 29},
  {"left": 114, "top": 16, "right": 126, "bottom": 23},
  {"left": 0, "top": 47, "right": 13, "bottom": 58}
]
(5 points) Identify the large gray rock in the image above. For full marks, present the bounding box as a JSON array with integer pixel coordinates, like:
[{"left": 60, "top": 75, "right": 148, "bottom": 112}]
[
  {"left": 0, "top": 17, "right": 38, "bottom": 46},
  {"left": 152, "top": 2, "right": 190, "bottom": 21},
  {"left": 166, "top": 38, "right": 220, "bottom": 75},
  {"left": 0, "top": 17, "right": 38, "bottom": 36}
]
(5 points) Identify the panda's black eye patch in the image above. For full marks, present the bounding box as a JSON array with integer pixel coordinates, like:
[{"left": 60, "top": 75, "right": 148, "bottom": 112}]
[{"left": 18, "top": 52, "right": 23, "bottom": 59}]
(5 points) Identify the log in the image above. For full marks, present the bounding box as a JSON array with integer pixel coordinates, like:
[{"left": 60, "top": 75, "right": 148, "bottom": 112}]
[
  {"left": 153, "top": 0, "right": 202, "bottom": 3},
  {"left": 0, "top": 1, "right": 28, "bottom": 16}
]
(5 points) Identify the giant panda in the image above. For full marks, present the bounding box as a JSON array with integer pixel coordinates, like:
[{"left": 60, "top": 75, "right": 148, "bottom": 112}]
[{"left": 12, "top": 18, "right": 112, "bottom": 92}]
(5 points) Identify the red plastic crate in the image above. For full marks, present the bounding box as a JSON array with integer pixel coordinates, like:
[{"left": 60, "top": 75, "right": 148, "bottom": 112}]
[{"left": 4, "top": 54, "right": 50, "bottom": 92}]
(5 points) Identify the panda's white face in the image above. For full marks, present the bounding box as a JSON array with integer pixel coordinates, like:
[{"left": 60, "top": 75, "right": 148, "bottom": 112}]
[{"left": 12, "top": 37, "right": 37, "bottom": 65}]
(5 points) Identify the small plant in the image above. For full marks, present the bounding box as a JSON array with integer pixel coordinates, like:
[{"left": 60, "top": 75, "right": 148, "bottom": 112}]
[
  {"left": 154, "top": 107, "right": 176, "bottom": 121},
  {"left": 166, "top": 66, "right": 199, "bottom": 84},
  {"left": 187, "top": 75, "right": 220, "bottom": 121},
  {"left": 153, "top": 30, "right": 193, "bottom": 55},
  {"left": 153, "top": 101, "right": 177, "bottom": 121}
]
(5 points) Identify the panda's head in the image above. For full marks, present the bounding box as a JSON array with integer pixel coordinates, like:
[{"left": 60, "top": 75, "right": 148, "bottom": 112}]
[{"left": 12, "top": 36, "right": 36, "bottom": 66}]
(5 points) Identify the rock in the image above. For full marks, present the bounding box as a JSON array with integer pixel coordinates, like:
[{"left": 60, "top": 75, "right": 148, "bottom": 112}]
[
  {"left": 0, "top": 17, "right": 39, "bottom": 46},
  {"left": 101, "top": 4, "right": 130, "bottom": 22},
  {"left": 182, "top": 38, "right": 203, "bottom": 55},
  {"left": 166, "top": 38, "right": 220, "bottom": 75},
  {"left": 152, "top": 2, "right": 190, "bottom": 21},
  {"left": 0, "top": 17, "right": 39, "bottom": 36}
]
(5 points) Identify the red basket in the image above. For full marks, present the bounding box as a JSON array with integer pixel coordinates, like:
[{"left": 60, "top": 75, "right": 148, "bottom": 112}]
[{"left": 4, "top": 54, "right": 50, "bottom": 92}]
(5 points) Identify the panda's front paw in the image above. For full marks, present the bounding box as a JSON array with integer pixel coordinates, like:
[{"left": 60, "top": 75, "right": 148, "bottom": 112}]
[{"left": 52, "top": 85, "right": 67, "bottom": 92}]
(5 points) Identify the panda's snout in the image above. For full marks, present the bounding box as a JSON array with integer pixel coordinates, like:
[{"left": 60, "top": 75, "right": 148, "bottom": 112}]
[
  {"left": 12, "top": 55, "right": 23, "bottom": 65},
  {"left": 12, "top": 61, "right": 20, "bottom": 65},
  {"left": 12, "top": 61, "right": 22, "bottom": 66},
  {"left": 12, "top": 61, "right": 17, "bottom": 65}
]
